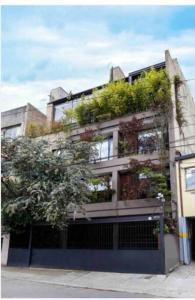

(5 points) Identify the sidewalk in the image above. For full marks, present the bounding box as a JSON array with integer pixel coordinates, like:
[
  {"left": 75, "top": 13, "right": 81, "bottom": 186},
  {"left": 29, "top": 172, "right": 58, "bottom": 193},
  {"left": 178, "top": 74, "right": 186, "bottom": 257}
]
[{"left": 2, "top": 263, "right": 195, "bottom": 298}]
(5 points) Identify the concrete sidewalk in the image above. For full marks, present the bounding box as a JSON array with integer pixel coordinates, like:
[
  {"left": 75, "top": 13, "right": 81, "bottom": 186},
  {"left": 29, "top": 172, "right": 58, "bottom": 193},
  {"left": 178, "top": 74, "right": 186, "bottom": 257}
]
[{"left": 2, "top": 264, "right": 195, "bottom": 298}]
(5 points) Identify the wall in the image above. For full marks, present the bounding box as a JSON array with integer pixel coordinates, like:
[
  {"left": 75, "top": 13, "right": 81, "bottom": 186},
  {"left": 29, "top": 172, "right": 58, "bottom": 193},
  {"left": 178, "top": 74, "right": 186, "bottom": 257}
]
[
  {"left": 1, "top": 106, "right": 26, "bottom": 135},
  {"left": 24, "top": 103, "right": 47, "bottom": 134},
  {"left": 35, "top": 111, "right": 164, "bottom": 219},
  {"left": 164, "top": 233, "right": 179, "bottom": 273},
  {"left": 1, "top": 234, "right": 10, "bottom": 265},
  {"left": 176, "top": 157, "right": 195, "bottom": 217},
  {"left": 1, "top": 103, "right": 47, "bottom": 136},
  {"left": 165, "top": 50, "right": 195, "bottom": 218}
]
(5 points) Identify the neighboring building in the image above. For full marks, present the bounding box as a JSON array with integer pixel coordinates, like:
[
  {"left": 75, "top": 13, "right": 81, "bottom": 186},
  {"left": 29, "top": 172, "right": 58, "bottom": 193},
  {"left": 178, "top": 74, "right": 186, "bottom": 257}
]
[
  {"left": 1, "top": 103, "right": 46, "bottom": 266},
  {"left": 5, "top": 50, "right": 195, "bottom": 274},
  {"left": 1, "top": 103, "right": 47, "bottom": 139},
  {"left": 176, "top": 153, "right": 195, "bottom": 265}
]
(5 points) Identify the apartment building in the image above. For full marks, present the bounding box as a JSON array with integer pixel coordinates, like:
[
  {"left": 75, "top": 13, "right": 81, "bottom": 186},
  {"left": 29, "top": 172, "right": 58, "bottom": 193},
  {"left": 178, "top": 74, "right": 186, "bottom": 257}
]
[{"left": 6, "top": 50, "right": 195, "bottom": 274}]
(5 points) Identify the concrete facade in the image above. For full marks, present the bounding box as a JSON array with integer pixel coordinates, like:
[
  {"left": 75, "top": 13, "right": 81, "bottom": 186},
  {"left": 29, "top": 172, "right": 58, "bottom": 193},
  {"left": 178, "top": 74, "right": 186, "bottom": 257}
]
[
  {"left": 42, "top": 50, "right": 195, "bottom": 221},
  {"left": 1, "top": 103, "right": 47, "bottom": 137},
  {"left": 4, "top": 50, "right": 195, "bottom": 273}
]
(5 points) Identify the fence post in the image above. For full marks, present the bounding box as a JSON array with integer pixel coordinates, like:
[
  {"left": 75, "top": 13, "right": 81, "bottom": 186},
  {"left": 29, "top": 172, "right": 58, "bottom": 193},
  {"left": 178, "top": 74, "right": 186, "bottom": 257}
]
[
  {"left": 28, "top": 225, "right": 33, "bottom": 266},
  {"left": 160, "top": 215, "right": 165, "bottom": 273}
]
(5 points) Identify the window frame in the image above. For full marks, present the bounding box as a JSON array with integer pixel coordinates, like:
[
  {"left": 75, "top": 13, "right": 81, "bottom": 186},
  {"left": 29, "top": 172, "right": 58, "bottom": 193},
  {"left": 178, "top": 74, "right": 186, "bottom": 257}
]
[
  {"left": 2, "top": 124, "right": 22, "bottom": 139},
  {"left": 185, "top": 167, "right": 195, "bottom": 191},
  {"left": 92, "top": 136, "right": 113, "bottom": 162}
]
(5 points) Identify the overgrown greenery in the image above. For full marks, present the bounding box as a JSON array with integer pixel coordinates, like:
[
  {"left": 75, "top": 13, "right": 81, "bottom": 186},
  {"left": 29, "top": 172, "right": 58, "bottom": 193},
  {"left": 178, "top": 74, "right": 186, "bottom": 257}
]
[
  {"left": 174, "top": 75, "right": 186, "bottom": 129},
  {"left": 1, "top": 137, "right": 97, "bottom": 232},
  {"left": 88, "top": 176, "right": 114, "bottom": 203},
  {"left": 128, "top": 159, "right": 171, "bottom": 212},
  {"left": 65, "top": 68, "right": 172, "bottom": 126},
  {"left": 26, "top": 121, "right": 65, "bottom": 138}
]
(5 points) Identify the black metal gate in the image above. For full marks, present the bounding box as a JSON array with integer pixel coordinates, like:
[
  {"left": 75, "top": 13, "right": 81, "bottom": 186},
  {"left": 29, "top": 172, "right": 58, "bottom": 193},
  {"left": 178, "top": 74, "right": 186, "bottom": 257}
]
[{"left": 8, "top": 215, "right": 165, "bottom": 274}]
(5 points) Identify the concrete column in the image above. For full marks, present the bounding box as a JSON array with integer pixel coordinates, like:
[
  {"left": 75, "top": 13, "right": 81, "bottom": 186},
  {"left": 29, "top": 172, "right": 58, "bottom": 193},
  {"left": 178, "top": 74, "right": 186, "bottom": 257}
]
[
  {"left": 179, "top": 217, "right": 191, "bottom": 264},
  {"left": 47, "top": 103, "right": 54, "bottom": 128},
  {"left": 112, "top": 170, "right": 118, "bottom": 203},
  {"left": 60, "top": 228, "right": 68, "bottom": 248},
  {"left": 1, "top": 233, "right": 10, "bottom": 266},
  {"left": 113, "top": 130, "right": 119, "bottom": 158}
]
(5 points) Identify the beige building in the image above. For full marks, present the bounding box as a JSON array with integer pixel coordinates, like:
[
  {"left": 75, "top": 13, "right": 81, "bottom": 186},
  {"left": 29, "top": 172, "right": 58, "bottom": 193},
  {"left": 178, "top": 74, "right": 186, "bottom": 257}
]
[{"left": 176, "top": 154, "right": 195, "bottom": 264}]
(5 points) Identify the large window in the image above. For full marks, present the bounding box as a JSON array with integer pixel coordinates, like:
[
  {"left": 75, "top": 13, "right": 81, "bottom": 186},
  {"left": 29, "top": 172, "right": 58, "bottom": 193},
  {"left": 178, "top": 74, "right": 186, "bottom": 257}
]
[
  {"left": 92, "top": 137, "right": 113, "bottom": 162},
  {"left": 2, "top": 125, "right": 21, "bottom": 139},
  {"left": 54, "top": 98, "right": 82, "bottom": 122},
  {"left": 186, "top": 168, "right": 195, "bottom": 190},
  {"left": 54, "top": 102, "right": 72, "bottom": 121},
  {"left": 138, "top": 129, "right": 162, "bottom": 154}
]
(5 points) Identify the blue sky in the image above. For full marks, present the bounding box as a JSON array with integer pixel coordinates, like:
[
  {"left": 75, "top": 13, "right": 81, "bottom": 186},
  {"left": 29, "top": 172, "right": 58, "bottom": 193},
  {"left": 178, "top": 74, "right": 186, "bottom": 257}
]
[{"left": 1, "top": 5, "right": 195, "bottom": 112}]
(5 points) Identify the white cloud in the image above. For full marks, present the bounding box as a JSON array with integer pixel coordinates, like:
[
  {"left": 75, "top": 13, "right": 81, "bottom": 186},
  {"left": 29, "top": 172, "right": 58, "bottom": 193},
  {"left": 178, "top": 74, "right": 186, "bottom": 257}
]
[
  {"left": 0, "top": 76, "right": 107, "bottom": 113},
  {"left": 2, "top": 21, "right": 195, "bottom": 112}
]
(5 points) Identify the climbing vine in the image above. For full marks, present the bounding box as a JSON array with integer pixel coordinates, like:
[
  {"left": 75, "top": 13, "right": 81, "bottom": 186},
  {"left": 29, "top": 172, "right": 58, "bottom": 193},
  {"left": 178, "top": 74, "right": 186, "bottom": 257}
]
[{"left": 174, "top": 75, "right": 186, "bottom": 129}]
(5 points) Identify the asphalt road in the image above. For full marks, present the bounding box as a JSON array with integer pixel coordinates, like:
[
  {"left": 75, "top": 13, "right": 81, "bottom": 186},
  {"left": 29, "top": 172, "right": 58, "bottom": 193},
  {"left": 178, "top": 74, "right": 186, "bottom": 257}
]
[{"left": 2, "top": 277, "right": 154, "bottom": 298}]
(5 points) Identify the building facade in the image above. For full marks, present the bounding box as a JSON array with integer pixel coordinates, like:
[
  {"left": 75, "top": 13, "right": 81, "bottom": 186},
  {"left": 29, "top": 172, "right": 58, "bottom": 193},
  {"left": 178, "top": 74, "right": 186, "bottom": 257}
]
[
  {"left": 176, "top": 154, "right": 195, "bottom": 265},
  {"left": 1, "top": 103, "right": 47, "bottom": 139},
  {"left": 5, "top": 50, "right": 195, "bottom": 274}
]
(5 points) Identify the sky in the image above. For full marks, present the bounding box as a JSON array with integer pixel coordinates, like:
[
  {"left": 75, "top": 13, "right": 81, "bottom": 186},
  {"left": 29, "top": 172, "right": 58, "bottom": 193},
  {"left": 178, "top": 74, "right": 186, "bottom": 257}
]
[{"left": 1, "top": 5, "right": 195, "bottom": 114}]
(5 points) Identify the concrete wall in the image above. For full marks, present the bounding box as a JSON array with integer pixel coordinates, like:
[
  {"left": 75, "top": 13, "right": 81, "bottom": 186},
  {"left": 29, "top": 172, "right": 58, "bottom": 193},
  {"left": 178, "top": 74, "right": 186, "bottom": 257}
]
[
  {"left": 1, "top": 234, "right": 10, "bottom": 266},
  {"left": 164, "top": 233, "right": 179, "bottom": 273},
  {"left": 36, "top": 111, "right": 164, "bottom": 219},
  {"left": 176, "top": 157, "right": 195, "bottom": 218},
  {"left": 165, "top": 50, "right": 195, "bottom": 218},
  {"left": 1, "top": 103, "right": 47, "bottom": 136},
  {"left": 1, "top": 106, "right": 26, "bottom": 135},
  {"left": 24, "top": 103, "right": 47, "bottom": 134}
]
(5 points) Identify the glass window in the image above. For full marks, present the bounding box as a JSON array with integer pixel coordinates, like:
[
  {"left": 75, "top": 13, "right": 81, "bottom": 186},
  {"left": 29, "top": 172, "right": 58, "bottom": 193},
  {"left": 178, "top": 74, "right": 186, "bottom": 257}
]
[
  {"left": 138, "top": 129, "right": 162, "bottom": 154},
  {"left": 92, "top": 137, "right": 113, "bottom": 162},
  {"left": 54, "top": 102, "right": 72, "bottom": 121},
  {"left": 3, "top": 125, "right": 21, "bottom": 139},
  {"left": 186, "top": 168, "right": 195, "bottom": 190}
]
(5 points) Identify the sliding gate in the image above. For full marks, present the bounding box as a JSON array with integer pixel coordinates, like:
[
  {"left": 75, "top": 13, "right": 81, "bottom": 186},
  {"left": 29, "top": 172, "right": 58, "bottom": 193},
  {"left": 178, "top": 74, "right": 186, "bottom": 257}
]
[{"left": 8, "top": 215, "right": 165, "bottom": 274}]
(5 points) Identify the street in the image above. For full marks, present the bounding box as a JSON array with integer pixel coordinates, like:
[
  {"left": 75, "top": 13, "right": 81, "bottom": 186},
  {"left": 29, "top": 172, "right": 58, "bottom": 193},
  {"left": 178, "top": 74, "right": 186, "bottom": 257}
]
[
  {"left": 2, "top": 276, "right": 154, "bottom": 298},
  {"left": 1, "top": 265, "right": 195, "bottom": 298}
]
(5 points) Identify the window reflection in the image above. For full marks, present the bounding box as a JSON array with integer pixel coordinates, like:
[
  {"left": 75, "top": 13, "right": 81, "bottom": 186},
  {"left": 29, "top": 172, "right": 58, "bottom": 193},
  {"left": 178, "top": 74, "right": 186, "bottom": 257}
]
[
  {"left": 138, "top": 129, "right": 162, "bottom": 154},
  {"left": 186, "top": 168, "right": 195, "bottom": 190},
  {"left": 2, "top": 125, "right": 21, "bottom": 139},
  {"left": 92, "top": 137, "right": 113, "bottom": 162}
]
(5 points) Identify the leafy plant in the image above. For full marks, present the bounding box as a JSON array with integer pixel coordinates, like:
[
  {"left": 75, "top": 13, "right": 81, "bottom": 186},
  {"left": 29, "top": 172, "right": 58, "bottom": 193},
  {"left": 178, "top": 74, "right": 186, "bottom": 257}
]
[
  {"left": 1, "top": 136, "right": 97, "bottom": 231},
  {"left": 71, "top": 68, "right": 172, "bottom": 126},
  {"left": 88, "top": 176, "right": 114, "bottom": 203},
  {"left": 127, "top": 159, "right": 171, "bottom": 201}
]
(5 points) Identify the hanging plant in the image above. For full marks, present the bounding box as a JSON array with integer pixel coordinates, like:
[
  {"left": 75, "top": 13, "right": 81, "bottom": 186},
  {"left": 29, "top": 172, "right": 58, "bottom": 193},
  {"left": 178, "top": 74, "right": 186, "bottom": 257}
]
[
  {"left": 119, "top": 117, "right": 143, "bottom": 156},
  {"left": 80, "top": 129, "right": 95, "bottom": 142}
]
